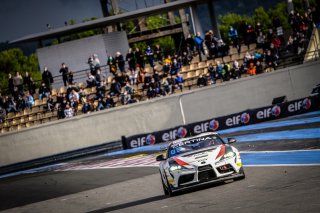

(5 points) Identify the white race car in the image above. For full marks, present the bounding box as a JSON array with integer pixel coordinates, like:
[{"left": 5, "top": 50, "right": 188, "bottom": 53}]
[{"left": 156, "top": 132, "right": 245, "bottom": 196}]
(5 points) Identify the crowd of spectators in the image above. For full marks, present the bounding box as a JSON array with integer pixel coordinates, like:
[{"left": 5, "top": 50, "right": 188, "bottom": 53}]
[{"left": 1, "top": 5, "right": 319, "bottom": 126}]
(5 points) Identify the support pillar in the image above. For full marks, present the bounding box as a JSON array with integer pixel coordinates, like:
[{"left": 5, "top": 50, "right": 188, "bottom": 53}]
[
  {"left": 179, "top": 8, "right": 190, "bottom": 39},
  {"left": 189, "top": 5, "right": 204, "bottom": 37},
  {"left": 138, "top": 17, "right": 148, "bottom": 31},
  {"left": 207, "top": 0, "right": 221, "bottom": 39}
]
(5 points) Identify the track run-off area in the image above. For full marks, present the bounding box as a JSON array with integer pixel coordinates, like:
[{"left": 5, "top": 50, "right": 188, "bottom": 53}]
[{"left": 0, "top": 111, "right": 320, "bottom": 212}]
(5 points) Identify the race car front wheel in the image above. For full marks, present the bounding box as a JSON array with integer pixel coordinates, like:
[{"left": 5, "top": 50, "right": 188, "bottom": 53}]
[
  {"left": 161, "top": 172, "right": 175, "bottom": 197},
  {"left": 234, "top": 167, "right": 246, "bottom": 180}
]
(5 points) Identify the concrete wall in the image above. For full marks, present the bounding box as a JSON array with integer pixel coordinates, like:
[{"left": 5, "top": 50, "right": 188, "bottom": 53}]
[
  {"left": 1, "top": 61, "right": 319, "bottom": 167},
  {"left": 37, "top": 32, "right": 129, "bottom": 87}
]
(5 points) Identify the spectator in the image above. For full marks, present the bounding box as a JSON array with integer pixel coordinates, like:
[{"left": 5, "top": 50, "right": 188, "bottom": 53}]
[
  {"left": 88, "top": 55, "right": 95, "bottom": 75},
  {"left": 23, "top": 72, "right": 32, "bottom": 92},
  {"left": 197, "top": 74, "right": 207, "bottom": 87},
  {"left": 64, "top": 104, "right": 74, "bottom": 118},
  {"left": 256, "top": 61, "right": 263, "bottom": 74},
  {"left": 109, "top": 78, "right": 121, "bottom": 97},
  {"left": 181, "top": 51, "right": 192, "bottom": 66},
  {"left": 39, "top": 82, "right": 50, "bottom": 100},
  {"left": 0, "top": 106, "right": 6, "bottom": 123},
  {"left": 42, "top": 67, "right": 54, "bottom": 90},
  {"left": 24, "top": 91, "right": 34, "bottom": 109},
  {"left": 105, "top": 94, "right": 115, "bottom": 108},
  {"left": 82, "top": 98, "right": 92, "bottom": 114},
  {"left": 96, "top": 97, "right": 105, "bottom": 111},
  {"left": 170, "top": 59, "right": 181, "bottom": 76},
  {"left": 46, "top": 95, "right": 55, "bottom": 111},
  {"left": 256, "top": 32, "right": 266, "bottom": 49},
  {"left": 247, "top": 62, "right": 256, "bottom": 76},
  {"left": 232, "top": 60, "right": 241, "bottom": 79},
  {"left": 78, "top": 87, "right": 87, "bottom": 104},
  {"left": 175, "top": 73, "right": 184, "bottom": 92},
  {"left": 68, "top": 71, "right": 74, "bottom": 85},
  {"left": 245, "top": 24, "right": 256, "bottom": 46},
  {"left": 255, "top": 22, "right": 262, "bottom": 35},
  {"left": 126, "top": 48, "right": 136, "bottom": 72},
  {"left": 16, "top": 95, "right": 26, "bottom": 112},
  {"left": 93, "top": 54, "right": 100, "bottom": 71},
  {"left": 13, "top": 71, "right": 23, "bottom": 95},
  {"left": 161, "top": 77, "right": 170, "bottom": 95},
  {"left": 194, "top": 32, "right": 205, "bottom": 61},
  {"left": 208, "top": 63, "right": 216, "bottom": 84},
  {"left": 228, "top": 26, "right": 239, "bottom": 51},
  {"left": 145, "top": 46, "right": 155, "bottom": 68},
  {"left": 8, "top": 73, "right": 14, "bottom": 96},
  {"left": 68, "top": 89, "right": 79, "bottom": 111},
  {"left": 163, "top": 55, "right": 172, "bottom": 75},
  {"left": 216, "top": 61, "right": 225, "bottom": 80},
  {"left": 216, "top": 39, "right": 229, "bottom": 57},
  {"left": 4, "top": 96, "right": 17, "bottom": 113},
  {"left": 129, "top": 68, "right": 138, "bottom": 85},
  {"left": 107, "top": 55, "right": 117, "bottom": 76},
  {"left": 59, "top": 63, "right": 69, "bottom": 87},
  {"left": 121, "top": 91, "right": 132, "bottom": 105},
  {"left": 95, "top": 69, "right": 105, "bottom": 87},
  {"left": 115, "top": 52, "right": 125, "bottom": 73},
  {"left": 154, "top": 44, "right": 163, "bottom": 63},
  {"left": 135, "top": 48, "right": 145, "bottom": 69},
  {"left": 86, "top": 73, "right": 96, "bottom": 88},
  {"left": 185, "top": 33, "right": 195, "bottom": 55},
  {"left": 124, "top": 82, "right": 134, "bottom": 95}
]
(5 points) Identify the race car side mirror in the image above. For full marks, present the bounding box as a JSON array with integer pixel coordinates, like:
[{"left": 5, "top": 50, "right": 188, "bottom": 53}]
[
  {"left": 156, "top": 154, "right": 165, "bottom": 161},
  {"left": 228, "top": 138, "right": 237, "bottom": 144}
]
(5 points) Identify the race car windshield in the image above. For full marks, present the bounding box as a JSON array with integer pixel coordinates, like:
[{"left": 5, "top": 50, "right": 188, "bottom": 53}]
[{"left": 168, "top": 136, "right": 224, "bottom": 157}]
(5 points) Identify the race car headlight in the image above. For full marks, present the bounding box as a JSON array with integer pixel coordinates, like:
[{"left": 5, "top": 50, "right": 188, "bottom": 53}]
[
  {"left": 169, "top": 160, "right": 192, "bottom": 172},
  {"left": 169, "top": 164, "right": 182, "bottom": 172},
  {"left": 224, "top": 152, "right": 236, "bottom": 159},
  {"left": 217, "top": 151, "right": 236, "bottom": 163}
]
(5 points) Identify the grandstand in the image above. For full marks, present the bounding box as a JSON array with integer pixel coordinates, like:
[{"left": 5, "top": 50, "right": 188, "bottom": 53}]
[{"left": 1, "top": 26, "right": 319, "bottom": 134}]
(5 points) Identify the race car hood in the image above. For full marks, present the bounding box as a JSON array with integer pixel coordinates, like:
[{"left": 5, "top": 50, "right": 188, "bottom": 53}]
[{"left": 171, "top": 145, "right": 227, "bottom": 167}]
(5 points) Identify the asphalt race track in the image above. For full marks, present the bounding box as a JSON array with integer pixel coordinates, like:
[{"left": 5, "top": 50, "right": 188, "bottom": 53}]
[{"left": 1, "top": 112, "right": 320, "bottom": 213}]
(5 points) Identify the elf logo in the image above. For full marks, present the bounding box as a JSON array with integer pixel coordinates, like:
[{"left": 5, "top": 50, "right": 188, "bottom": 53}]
[
  {"left": 288, "top": 98, "right": 311, "bottom": 112},
  {"left": 226, "top": 112, "right": 250, "bottom": 127},
  {"left": 256, "top": 106, "right": 281, "bottom": 119}
]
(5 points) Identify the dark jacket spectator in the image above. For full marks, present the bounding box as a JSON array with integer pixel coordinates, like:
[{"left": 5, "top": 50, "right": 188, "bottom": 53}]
[
  {"left": 59, "top": 63, "right": 69, "bottom": 86},
  {"left": 8, "top": 73, "right": 14, "bottom": 96},
  {"left": 115, "top": 52, "right": 125, "bottom": 72},
  {"left": 39, "top": 82, "right": 50, "bottom": 100},
  {"left": 105, "top": 95, "right": 115, "bottom": 108},
  {"left": 135, "top": 48, "right": 144, "bottom": 69},
  {"left": 0, "top": 106, "right": 6, "bottom": 123},
  {"left": 82, "top": 100, "right": 92, "bottom": 114},
  {"left": 42, "top": 67, "right": 54, "bottom": 89},
  {"left": 126, "top": 48, "right": 136, "bottom": 71},
  {"left": 110, "top": 79, "right": 121, "bottom": 96},
  {"left": 197, "top": 75, "right": 207, "bottom": 87}
]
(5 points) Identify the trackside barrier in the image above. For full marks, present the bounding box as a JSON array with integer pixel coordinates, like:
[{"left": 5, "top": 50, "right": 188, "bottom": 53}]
[
  {"left": 0, "top": 141, "right": 122, "bottom": 175},
  {"left": 123, "top": 95, "right": 320, "bottom": 149}
]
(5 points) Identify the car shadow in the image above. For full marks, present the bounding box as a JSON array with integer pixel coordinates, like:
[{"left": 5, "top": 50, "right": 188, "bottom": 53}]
[{"left": 86, "top": 195, "right": 167, "bottom": 213}]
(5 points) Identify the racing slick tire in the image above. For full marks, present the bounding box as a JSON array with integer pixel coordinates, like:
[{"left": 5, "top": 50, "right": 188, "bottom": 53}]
[
  {"left": 161, "top": 171, "right": 175, "bottom": 197},
  {"left": 161, "top": 177, "right": 169, "bottom": 196},
  {"left": 234, "top": 167, "right": 246, "bottom": 180}
]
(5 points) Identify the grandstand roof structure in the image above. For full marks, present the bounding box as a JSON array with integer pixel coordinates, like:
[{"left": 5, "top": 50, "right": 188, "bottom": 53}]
[{"left": 10, "top": 0, "right": 207, "bottom": 44}]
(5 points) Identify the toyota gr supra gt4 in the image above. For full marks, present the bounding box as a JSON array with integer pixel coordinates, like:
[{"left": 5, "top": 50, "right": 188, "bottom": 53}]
[{"left": 156, "top": 132, "right": 245, "bottom": 196}]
